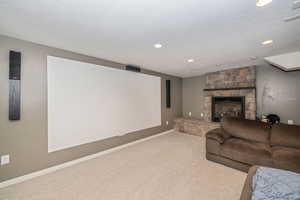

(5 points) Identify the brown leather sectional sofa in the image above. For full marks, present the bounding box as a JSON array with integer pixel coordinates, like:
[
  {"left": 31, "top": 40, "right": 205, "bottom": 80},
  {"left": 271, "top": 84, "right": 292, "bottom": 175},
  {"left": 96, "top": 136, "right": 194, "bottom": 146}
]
[{"left": 206, "top": 117, "right": 300, "bottom": 173}]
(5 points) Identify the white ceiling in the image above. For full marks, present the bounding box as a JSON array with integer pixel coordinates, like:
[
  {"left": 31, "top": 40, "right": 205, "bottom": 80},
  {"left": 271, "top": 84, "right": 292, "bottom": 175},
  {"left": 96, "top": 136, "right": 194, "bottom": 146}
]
[{"left": 0, "top": 0, "right": 300, "bottom": 77}]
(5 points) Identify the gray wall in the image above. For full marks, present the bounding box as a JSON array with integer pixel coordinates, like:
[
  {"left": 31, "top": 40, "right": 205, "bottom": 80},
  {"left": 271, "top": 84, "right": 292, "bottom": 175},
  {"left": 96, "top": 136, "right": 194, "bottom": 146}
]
[
  {"left": 182, "top": 75, "right": 206, "bottom": 119},
  {"left": 182, "top": 63, "right": 300, "bottom": 125},
  {"left": 0, "top": 35, "right": 182, "bottom": 182},
  {"left": 256, "top": 63, "right": 300, "bottom": 124}
]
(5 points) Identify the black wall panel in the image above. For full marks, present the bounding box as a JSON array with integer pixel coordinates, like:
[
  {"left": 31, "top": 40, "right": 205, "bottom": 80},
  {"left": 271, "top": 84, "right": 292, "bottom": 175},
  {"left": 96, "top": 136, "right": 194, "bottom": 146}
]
[
  {"left": 9, "top": 51, "right": 21, "bottom": 120},
  {"left": 166, "top": 80, "right": 171, "bottom": 108}
]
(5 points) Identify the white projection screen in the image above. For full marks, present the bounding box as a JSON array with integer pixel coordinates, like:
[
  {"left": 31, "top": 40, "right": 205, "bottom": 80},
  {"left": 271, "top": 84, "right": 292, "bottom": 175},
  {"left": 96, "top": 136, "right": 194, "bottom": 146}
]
[{"left": 47, "top": 56, "right": 161, "bottom": 152}]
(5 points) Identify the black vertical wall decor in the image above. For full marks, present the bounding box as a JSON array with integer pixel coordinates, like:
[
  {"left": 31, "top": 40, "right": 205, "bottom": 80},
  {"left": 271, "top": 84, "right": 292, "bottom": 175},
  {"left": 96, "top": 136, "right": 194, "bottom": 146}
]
[
  {"left": 166, "top": 80, "right": 171, "bottom": 108},
  {"left": 9, "top": 51, "right": 21, "bottom": 120}
]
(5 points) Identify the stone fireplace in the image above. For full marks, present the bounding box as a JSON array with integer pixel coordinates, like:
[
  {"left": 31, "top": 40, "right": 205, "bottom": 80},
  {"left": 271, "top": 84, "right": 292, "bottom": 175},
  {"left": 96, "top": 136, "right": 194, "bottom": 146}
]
[{"left": 203, "top": 66, "right": 256, "bottom": 122}]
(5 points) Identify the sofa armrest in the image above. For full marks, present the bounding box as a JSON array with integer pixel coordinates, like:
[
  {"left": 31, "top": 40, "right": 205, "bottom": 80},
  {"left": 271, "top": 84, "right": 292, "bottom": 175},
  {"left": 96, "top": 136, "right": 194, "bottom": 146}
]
[
  {"left": 206, "top": 128, "right": 226, "bottom": 144},
  {"left": 240, "top": 166, "right": 259, "bottom": 200}
]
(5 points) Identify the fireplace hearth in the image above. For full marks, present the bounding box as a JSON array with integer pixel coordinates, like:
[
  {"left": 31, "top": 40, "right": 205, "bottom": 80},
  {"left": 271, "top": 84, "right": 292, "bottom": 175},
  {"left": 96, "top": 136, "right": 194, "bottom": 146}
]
[{"left": 211, "top": 96, "right": 245, "bottom": 122}]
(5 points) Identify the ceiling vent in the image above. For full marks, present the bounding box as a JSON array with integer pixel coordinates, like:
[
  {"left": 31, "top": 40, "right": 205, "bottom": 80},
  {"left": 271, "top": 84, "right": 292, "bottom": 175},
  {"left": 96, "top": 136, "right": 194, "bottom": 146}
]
[
  {"left": 284, "top": 0, "right": 300, "bottom": 21},
  {"left": 284, "top": 13, "right": 300, "bottom": 21},
  {"left": 292, "top": 0, "right": 300, "bottom": 10}
]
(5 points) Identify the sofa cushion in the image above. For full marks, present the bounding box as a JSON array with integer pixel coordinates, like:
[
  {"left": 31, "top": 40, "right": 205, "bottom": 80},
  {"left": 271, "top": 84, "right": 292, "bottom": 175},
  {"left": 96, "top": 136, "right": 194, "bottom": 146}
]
[
  {"left": 271, "top": 123, "right": 300, "bottom": 149},
  {"left": 221, "top": 117, "right": 270, "bottom": 144},
  {"left": 272, "top": 147, "right": 300, "bottom": 174},
  {"left": 220, "top": 138, "right": 272, "bottom": 166}
]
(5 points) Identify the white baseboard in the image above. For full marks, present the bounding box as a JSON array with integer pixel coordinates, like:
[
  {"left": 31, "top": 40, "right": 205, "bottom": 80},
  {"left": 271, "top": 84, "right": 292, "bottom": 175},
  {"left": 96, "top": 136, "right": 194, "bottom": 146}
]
[{"left": 0, "top": 129, "right": 173, "bottom": 188}]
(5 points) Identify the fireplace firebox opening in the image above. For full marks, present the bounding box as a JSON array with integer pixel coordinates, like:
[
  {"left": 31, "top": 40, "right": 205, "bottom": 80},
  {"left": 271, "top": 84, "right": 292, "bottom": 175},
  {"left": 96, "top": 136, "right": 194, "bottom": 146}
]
[{"left": 212, "top": 96, "right": 245, "bottom": 122}]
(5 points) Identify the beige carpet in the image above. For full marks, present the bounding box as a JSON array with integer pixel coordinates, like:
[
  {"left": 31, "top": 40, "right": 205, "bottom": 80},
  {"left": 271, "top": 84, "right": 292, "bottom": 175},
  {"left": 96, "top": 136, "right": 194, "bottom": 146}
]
[{"left": 0, "top": 132, "right": 247, "bottom": 200}]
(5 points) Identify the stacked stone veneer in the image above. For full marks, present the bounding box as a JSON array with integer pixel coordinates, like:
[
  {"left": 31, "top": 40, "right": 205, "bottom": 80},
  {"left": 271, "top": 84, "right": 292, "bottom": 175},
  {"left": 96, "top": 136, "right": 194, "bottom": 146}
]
[
  {"left": 204, "top": 66, "right": 257, "bottom": 122},
  {"left": 174, "top": 118, "right": 220, "bottom": 137}
]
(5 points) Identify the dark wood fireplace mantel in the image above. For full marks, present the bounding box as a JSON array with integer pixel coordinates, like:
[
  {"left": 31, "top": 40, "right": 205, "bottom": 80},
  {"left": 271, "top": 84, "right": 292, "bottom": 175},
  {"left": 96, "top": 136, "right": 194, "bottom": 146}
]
[{"left": 203, "top": 87, "right": 256, "bottom": 91}]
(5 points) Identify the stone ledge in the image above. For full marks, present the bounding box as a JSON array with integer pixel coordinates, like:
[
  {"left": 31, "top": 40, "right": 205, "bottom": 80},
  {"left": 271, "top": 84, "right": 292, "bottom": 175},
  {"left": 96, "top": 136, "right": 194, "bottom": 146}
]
[{"left": 174, "top": 118, "right": 220, "bottom": 137}]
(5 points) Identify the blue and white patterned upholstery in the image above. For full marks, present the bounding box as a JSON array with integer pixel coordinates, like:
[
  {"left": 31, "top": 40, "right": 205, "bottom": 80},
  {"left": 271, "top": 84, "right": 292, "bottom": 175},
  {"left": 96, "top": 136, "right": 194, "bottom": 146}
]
[{"left": 252, "top": 167, "right": 300, "bottom": 200}]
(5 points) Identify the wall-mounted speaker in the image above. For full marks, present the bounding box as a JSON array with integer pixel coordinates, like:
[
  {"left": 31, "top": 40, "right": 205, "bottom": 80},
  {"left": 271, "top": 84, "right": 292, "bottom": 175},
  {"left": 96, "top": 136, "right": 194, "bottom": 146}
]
[
  {"left": 9, "top": 51, "right": 21, "bottom": 120},
  {"left": 166, "top": 80, "right": 171, "bottom": 108},
  {"left": 125, "top": 65, "right": 141, "bottom": 72},
  {"left": 9, "top": 51, "right": 21, "bottom": 80}
]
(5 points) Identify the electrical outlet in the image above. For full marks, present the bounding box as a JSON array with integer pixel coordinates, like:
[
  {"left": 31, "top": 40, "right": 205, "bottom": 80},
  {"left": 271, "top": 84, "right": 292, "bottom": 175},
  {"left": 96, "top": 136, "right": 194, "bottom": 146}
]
[
  {"left": 1, "top": 155, "right": 10, "bottom": 165},
  {"left": 188, "top": 112, "right": 192, "bottom": 117},
  {"left": 288, "top": 120, "right": 294, "bottom": 125},
  {"left": 166, "top": 121, "right": 169, "bottom": 125}
]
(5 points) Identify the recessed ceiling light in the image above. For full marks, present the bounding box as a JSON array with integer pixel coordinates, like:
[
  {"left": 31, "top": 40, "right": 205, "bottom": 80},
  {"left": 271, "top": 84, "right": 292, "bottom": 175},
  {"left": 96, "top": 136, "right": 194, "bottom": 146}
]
[
  {"left": 187, "top": 59, "right": 194, "bottom": 63},
  {"left": 256, "top": 0, "right": 272, "bottom": 7},
  {"left": 154, "top": 43, "right": 162, "bottom": 48},
  {"left": 262, "top": 40, "right": 273, "bottom": 45}
]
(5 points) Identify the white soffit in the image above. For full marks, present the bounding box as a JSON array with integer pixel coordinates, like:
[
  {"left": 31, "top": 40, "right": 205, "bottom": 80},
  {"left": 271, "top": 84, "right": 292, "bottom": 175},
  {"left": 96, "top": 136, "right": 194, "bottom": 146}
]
[{"left": 265, "top": 51, "right": 300, "bottom": 71}]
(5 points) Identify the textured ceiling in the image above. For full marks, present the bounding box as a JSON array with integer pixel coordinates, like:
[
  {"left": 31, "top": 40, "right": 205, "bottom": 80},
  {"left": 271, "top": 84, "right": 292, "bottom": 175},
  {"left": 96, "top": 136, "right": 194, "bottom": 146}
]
[{"left": 0, "top": 0, "right": 300, "bottom": 77}]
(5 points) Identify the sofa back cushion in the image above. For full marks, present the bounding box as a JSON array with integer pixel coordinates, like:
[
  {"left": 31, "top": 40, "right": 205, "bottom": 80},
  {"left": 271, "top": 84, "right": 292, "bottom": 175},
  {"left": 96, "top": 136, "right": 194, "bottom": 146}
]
[
  {"left": 221, "top": 117, "right": 270, "bottom": 144},
  {"left": 271, "top": 123, "right": 300, "bottom": 149},
  {"left": 272, "top": 147, "right": 300, "bottom": 173}
]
